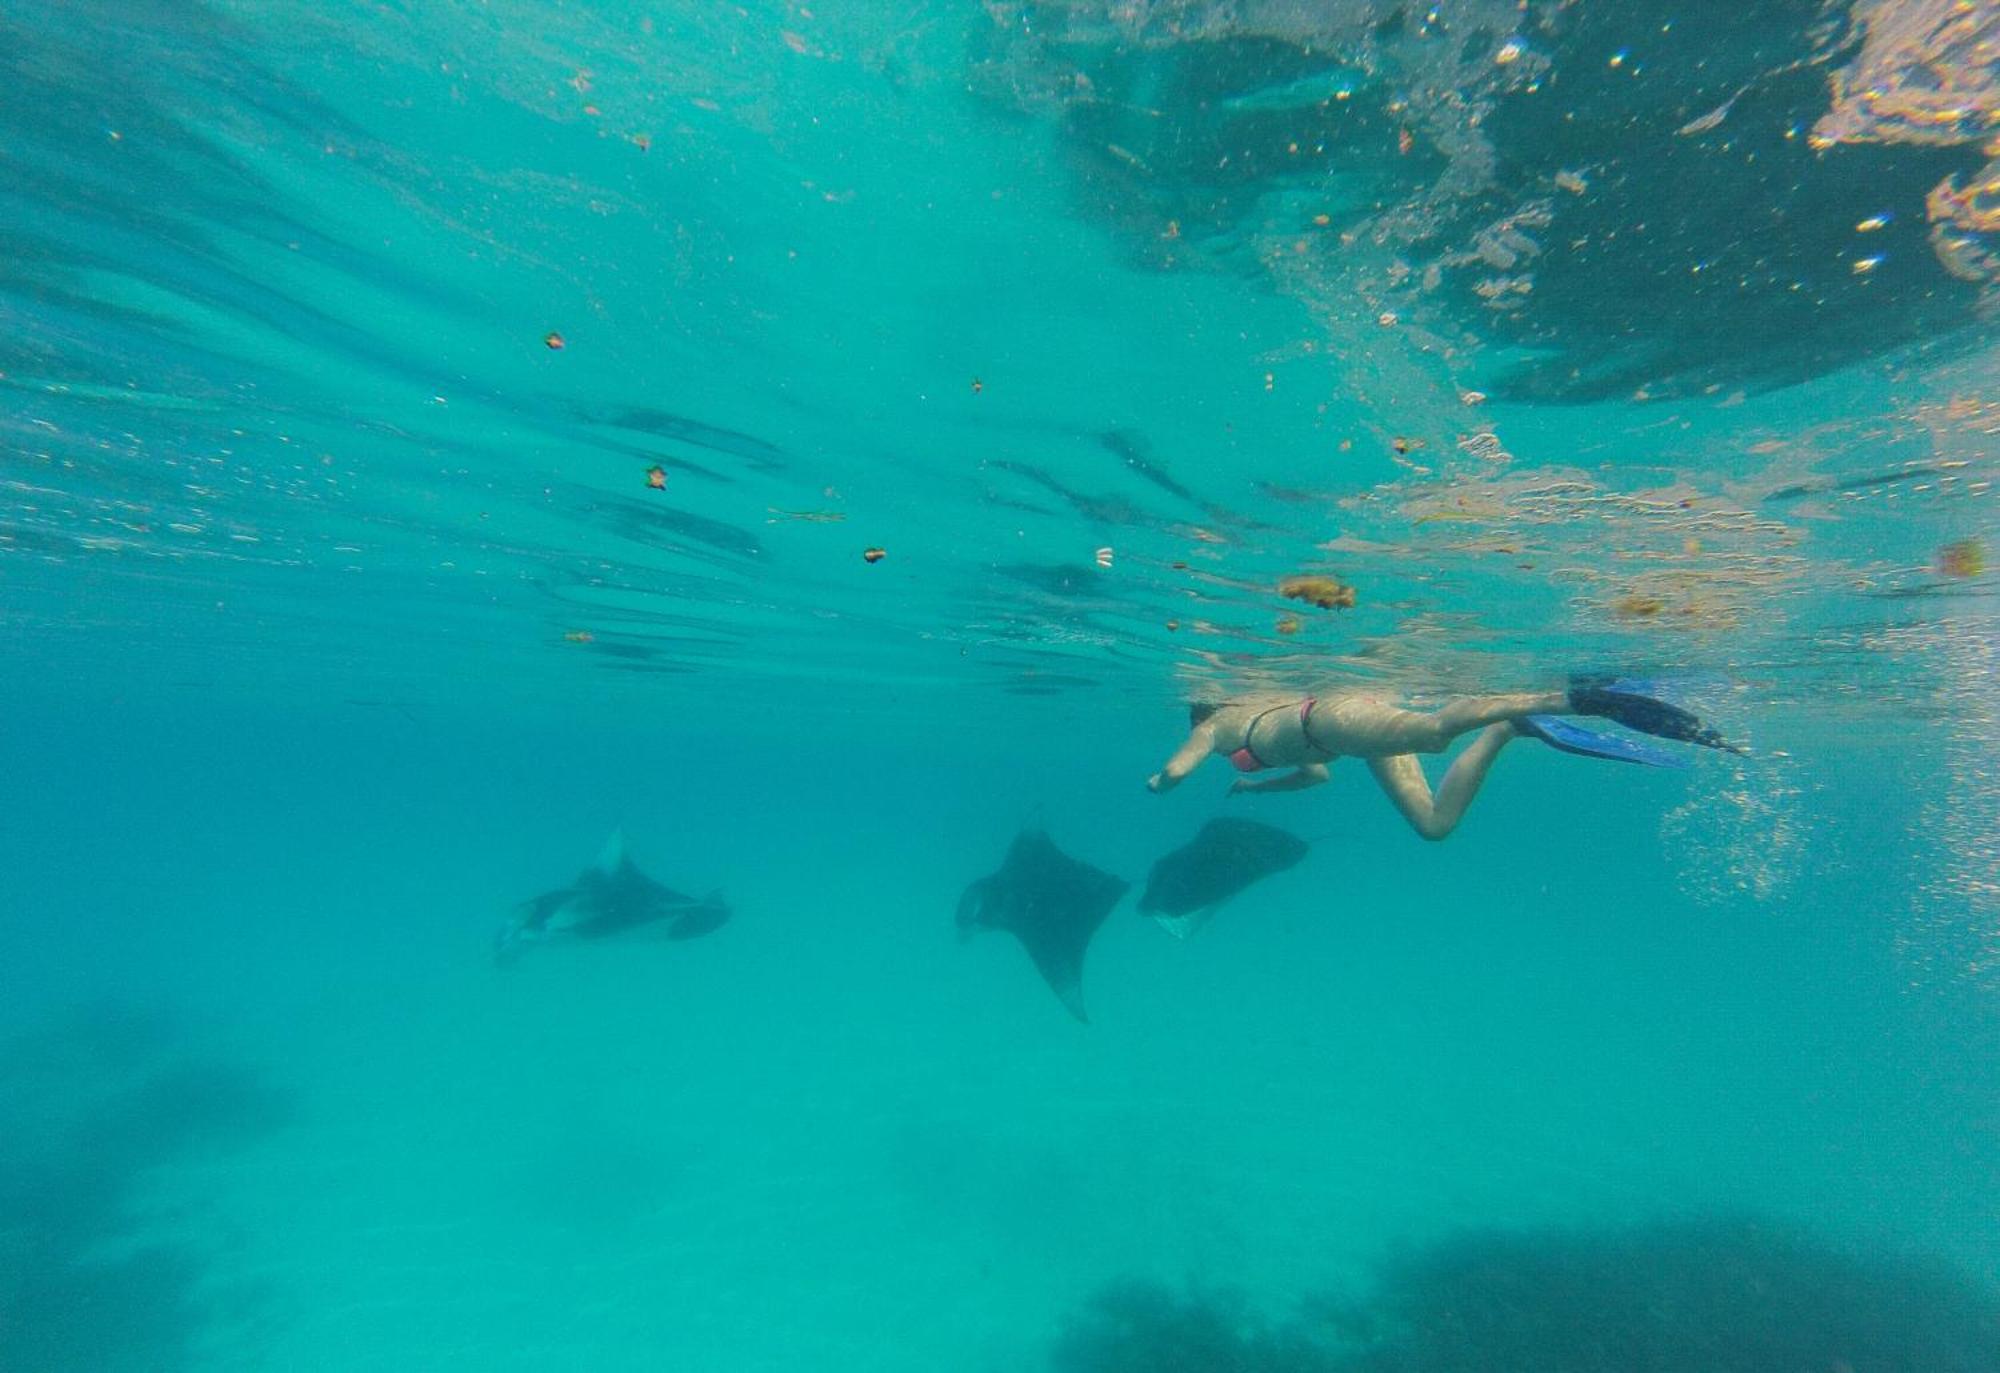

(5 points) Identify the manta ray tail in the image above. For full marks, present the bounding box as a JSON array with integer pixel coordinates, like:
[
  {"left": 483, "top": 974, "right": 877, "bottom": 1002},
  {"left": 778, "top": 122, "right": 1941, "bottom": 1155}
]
[
  {"left": 1013, "top": 933, "right": 1093, "bottom": 1022},
  {"left": 1044, "top": 970, "right": 1090, "bottom": 1025}
]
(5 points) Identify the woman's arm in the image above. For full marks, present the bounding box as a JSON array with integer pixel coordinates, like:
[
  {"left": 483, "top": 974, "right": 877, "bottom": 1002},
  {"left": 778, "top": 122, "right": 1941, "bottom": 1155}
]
[
  {"left": 1228, "top": 763, "right": 1331, "bottom": 795},
  {"left": 1148, "top": 721, "right": 1218, "bottom": 793}
]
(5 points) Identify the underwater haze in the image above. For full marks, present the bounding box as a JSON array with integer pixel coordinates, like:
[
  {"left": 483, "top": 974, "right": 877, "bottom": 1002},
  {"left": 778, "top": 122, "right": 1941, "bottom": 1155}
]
[{"left": 3, "top": 1, "right": 1999, "bottom": 1369}]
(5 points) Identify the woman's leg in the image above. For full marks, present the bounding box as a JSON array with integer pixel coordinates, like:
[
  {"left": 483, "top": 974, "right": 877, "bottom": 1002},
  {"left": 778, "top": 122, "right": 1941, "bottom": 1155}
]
[
  {"left": 1319, "top": 691, "right": 1566, "bottom": 754},
  {"left": 1426, "top": 691, "right": 1570, "bottom": 738},
  {"left": 1364, "top": 723, "right": 1520, "bottom": 840}
]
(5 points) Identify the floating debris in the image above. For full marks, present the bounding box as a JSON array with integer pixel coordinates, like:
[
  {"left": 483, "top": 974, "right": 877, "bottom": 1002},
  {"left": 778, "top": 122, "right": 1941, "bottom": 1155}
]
[
  {"left": 1275, "top": 614, "right": 1303, "bottom": 635},
  {"left": 1278, "top": 574, "right": 1356, "bottom": 610},
  {"left": 971, "top": 377, "right": 984, "bottom": 394},
  {"left": 1391, "top": 436, "right": 1425, "bottom": 455},
  {"left": 1094, "top": 546, "right": 1114, "bottom": 568},
  {"left": 1165, "top": 619, "right": 1180, "bottom": 632},
  {"left": 1936, "top": 537, "right": 1986, "bottom": 578},
  {"left": 1613, "top": 593, "right": 1666, "bottom": 619},
  {"left": 543, "top": 331, "right": 566, "bottom": 350},
  {"left": 862, "top": 546, "right": 886, "bottom": 563},
  {"left": 646, "top": 465, "right": 667, "bottom": 490},
  {"left": 1555, "top": 168, "right": 1588, "bottom": 195},
  {"left": 1106, "top": 142, "right": 1149, "bottom": 173},
  {"left": 1813, "top": 3, "right": 2000, "bottom": 150},
  {"left": 1457, "top": 430, "right": 1509, "bottom": 463},
  {"left": 563, "top": 630, "right": 594, "bottom": 643},
  {"left": 1677, "top": 88, "right": 1746, "bottom": 136}
]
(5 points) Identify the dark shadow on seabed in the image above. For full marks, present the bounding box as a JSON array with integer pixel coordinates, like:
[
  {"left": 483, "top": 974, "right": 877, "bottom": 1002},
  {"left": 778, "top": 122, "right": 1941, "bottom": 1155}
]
[
  {"left": 1050, "top": 1217, "right": 2000, "bottom": 1373},
  {"left": 0, "top": 1005, "right": 293, "bottom": 1372}
]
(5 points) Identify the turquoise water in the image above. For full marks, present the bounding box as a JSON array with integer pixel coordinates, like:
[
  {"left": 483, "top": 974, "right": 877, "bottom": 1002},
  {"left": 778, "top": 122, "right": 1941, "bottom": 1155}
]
[{"left": 3, "top": 1, "right": 1998, "bottom": 1368}]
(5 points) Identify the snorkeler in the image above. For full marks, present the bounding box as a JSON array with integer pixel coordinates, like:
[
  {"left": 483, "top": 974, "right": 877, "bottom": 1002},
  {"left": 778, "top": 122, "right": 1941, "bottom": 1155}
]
[{"left": 1146, "top": 677, "right": 1742, "bottom": 841}]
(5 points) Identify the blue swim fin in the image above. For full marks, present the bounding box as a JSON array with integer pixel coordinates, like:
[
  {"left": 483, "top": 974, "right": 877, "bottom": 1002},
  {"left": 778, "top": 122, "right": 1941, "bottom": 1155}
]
[
  {"left": 1568, "top": 675, "right": 1746, "bottom": 754},
  {"left": 1520, "top": 714, "right": 1687, "bottom": 768}
]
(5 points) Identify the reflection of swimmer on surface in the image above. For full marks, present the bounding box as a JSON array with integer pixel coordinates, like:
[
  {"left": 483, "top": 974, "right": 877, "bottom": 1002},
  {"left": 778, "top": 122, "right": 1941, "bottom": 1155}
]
[{"left": 1147, "top": 677, "right": 1742, "bottom": 841}]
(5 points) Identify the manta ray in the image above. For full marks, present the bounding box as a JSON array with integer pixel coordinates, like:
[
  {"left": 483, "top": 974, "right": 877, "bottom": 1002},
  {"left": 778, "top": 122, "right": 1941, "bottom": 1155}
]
[
  {"left": 1138, "top": 817, "right": 1308, "bottom": 939},
  {"left": 495, "top": 831, "right": 729, "bottom": 964},
  {"left": 956, "top": 828, "right": 1129, "bottom": 1023}
]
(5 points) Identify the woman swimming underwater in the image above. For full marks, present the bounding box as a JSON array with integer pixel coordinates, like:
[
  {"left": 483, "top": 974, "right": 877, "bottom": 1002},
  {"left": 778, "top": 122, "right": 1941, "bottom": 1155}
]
[{"left": 1147, "top": 677, "right": 1741, "bottom": 840}]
